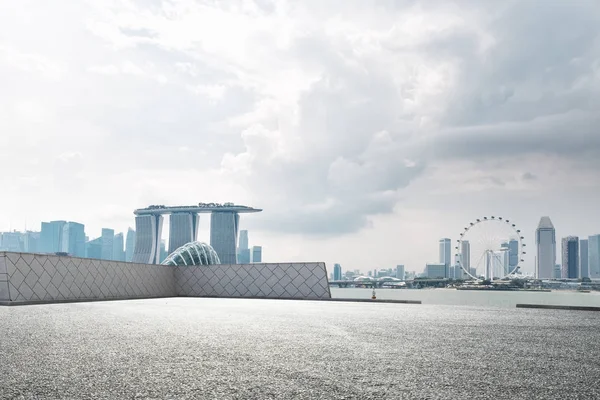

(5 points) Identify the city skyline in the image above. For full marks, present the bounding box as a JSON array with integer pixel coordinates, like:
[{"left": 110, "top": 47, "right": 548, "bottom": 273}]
[{"left": 2, "top": 213, "right": 600, "bottom": 277}]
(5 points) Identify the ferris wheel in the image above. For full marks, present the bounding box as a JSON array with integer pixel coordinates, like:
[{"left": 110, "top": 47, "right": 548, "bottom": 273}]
[{"left": 455, "top": 216, "right": 526, "bottom": 281}]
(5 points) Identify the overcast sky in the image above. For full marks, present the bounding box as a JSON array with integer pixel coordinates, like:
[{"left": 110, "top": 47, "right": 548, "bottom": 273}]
[{"left": 1, "top": 0, "right": 599, "bottom": 274}]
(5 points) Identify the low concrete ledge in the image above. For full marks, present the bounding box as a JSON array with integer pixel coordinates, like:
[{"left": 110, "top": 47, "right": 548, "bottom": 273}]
[
  {"left": 516, "top": 304, "right": 600, "bottom": 311},
  {"left": 326, "top": 298, "right": 421, "bottom": 304}
]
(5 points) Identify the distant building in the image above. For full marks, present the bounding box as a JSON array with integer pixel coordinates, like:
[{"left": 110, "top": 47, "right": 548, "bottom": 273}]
[
  {"left": 101, "top": 228, "right": 114, "bottom": 260},
  {"left": 86, "top": 237, "right": 103, "bottom": 259},
  {"left": 252, "top": 246, "right": 262, "bottom": 263},
  {"left": 536, "top": 217, "right": 556, "bottom": 279},
  {"left": 23, "top": 231, "right": 40, "bottom": 253},
  {"left": 508, "top": 239, "right": 519, "bottom": 273},
  {"left": 40, "top": 221, "right": 66, "bottom": 253},
  {"left": 554, "top": 264, "right": 562, "bottom": 279},
  {"left": 61, "top": 222, "right": 86, "bottom": 257},
  {"left": 439, "top": 238, "right": 451, "bottom": 277},
  {"left": 459, "top": 240, "right": 470, "bottom": 279},
  {"left": 113, "top": 233, "right": 125, "bottom": 262},
  {"left": 561, "top": 236, "right": 579, "bottom": 279},
  {"left": 580, "top": 239, "right": 589, "bottom": 279},
  {"left": 589, "top": 234, "right": 600, "bottom": 278},
  {"left": 0, "top": 232, "right": 23, "bottom": 252},
  {"left": 333, "top": 264, "right": 342, "bottom": 281},
  {"left": 237, "top": 230, "right": 251, "bottom": 263},
  {"left": 395, "top": 265, "right": 405, "bottom": 280},
  {"left": 125, "top": 228, "right": 136, "bottom": 262},
  {"left": 425, "top": 263, "right": 446, "bottom": 279}
]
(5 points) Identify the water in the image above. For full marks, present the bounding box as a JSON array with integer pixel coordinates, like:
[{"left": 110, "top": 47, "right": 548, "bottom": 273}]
[
  {"left": 1, "top": 298, "right": 599, "bottom": 399},
  {"left": 331, "top": 287, "right": 600, "bottom": 308}
]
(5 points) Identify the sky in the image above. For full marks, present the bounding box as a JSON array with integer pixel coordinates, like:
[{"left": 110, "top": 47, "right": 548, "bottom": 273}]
[{"left": 1, "top": 0, "right": 599, "bottom": 275}]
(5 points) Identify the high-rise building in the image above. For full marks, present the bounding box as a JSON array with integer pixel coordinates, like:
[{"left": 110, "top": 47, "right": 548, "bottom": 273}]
[
  {"left": 132, "top": 215, "right": 164, "bottom": 264},
  {"left": 40, "top": 221, "right": 66, "bottom": 253},
  {"left": 333, "top": 263, "right": 342, "bottom": 280},
  {"left": 125, "top": 228, "right": 135, "bottom": 262},
  {"left": 508, "top": 239, "right": 519, "bottom": 272},
  {"left": 554, "top": 264, "right": 562, "bottom": 279},
  {"left": 561, "top": 236, "right": 579, "bottom": 279},
  {"left": 589, "top": 234, "right": 600, "bottom": 279},
  {"left": 239, "top": 230, "right": 249, "bottom": 251},
  {"left": 251, "top": 246, "right": 262, "bottom": 263},
  {"left": 113, "top": 233, "right": 125, "bottom": 261},
  {"left": 396, "top": 265, "right": 405, "bottom": 280},
  {"left": 101, "top": 228, "right": 114, "bottom": 261},
  {"left": 439, "top": 238, "right": 451, "bottom": 278},
  {"left": 536, "top": 217, "right": 556, "bottom": 279},
  {"left": 61, "top": 222, "right": 86, "bottom": 257},
  {"left": 425, "top": 263, "right": 446, "bottom": 279},
  {"left": 580, "top": 239, "right": 589, "bottom": 279},
  {"left": 23, "top": 231, "right": 40, "bottom": 253},
  {"left": 86, "top": 237, "right": 103, "bottom": 259},
  {"left": 168, "top": 212, "right": 200, "bottom": 254},
  {"left": 210, "top": 212, "right": 240, "bottom": 264},
  {"left": 237, "top": 230, "right": 251, "bottom": 263},
  {"left": 459, "top": 240, "right": 470, "bottom": 279},
  {"left": 0, "top": 232, "right": 23, "bottom": 252}
]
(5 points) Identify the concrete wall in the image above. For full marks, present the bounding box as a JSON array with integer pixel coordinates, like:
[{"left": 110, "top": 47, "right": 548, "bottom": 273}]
[
  {"left": 176, "top": 262, "right": 331, "bottom": 300},
  {"left": 0, "top": 252, "right": 176, "bottom": 304},
  {"left": 0, "top": 252, "right": 331, "bottom": 305}
]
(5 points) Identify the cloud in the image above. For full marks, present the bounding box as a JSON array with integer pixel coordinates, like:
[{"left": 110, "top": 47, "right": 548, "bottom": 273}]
[{"left": 1, "top": 0, "right": 599, "bottom": 272}]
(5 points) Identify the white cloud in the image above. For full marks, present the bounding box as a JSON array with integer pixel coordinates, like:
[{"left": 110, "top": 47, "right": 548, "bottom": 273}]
[{"left": 0, "top": 0, "right": 599, "bottom": 274}]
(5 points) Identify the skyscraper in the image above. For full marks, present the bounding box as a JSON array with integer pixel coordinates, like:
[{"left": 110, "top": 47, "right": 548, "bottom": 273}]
[
  {"left": 160, "top": 240, "right": 168, "bottom": 263},
  {"left": 67, "top": 225, "right": 80, "bottom": 254},
  {"left": 237, "top": 230, "right": 251, "bottom": 263},
  {"left": 396, "top": 265, "right": 405, "bottom": 280},
  {"left": 86, "top": 237, "right": 103, "bottom": 259},
  {"left": 589, "top": 234, "right": 600, "bottom": 279},
  {"left": 0, "top": 232, "right": 23, "bottom": 252},
  {"left": 561, "top": 236, "right": 579, "bottom": 279},
  {"left": 40, "top": 221, "right": 66, "bottom": 253},
  {"left": 460, "top": 240, "right": 470, "bottom": 279},
  {"left": 168, "top": 212, "right": 199, "bottom": 254},
  {"left": 210, "top": 212, "right": 240, "bottom": 264},
  {"left": 536, "top": 216, "right": 556, "bottom": 279},
  {"left": 113, "top": 232, "right": 125, "bottom": 261},
  {"left": 101, "top": 228, "right": 114, "bottom": 261},
  {"left": 580, "top": 239, "right": 589, "bottom": 279},
  {"left": 125, "top": 228, "right": 136, "bottom": 262},
  {"left": 23, "top": 231, "right": 40, "bottom": 253},
  {"left": 439, "top": 238, "right": 451, "bottom": 278},
  {"left": 251, "top": 246, "right": 262, "bottom": 263},
  {"left": 333, "top": 263, "right": 342, "bottom": 280},
  {"left": 508, "top": 239, "right": 519, "bottom": 273},
  {"left": 61, "top": 222, "right": 86, "bottom": 257}
]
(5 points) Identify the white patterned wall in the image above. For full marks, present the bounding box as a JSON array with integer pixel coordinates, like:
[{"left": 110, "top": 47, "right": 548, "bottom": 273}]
[
  {"left": 176, "top": 262, "right": 331, "bottom": 300},
  {"left": 0, "top": 252, "right": 176, "bottom": 303},
  {"left": 0, "top": 252, "right": 331, "bottom": 304}
]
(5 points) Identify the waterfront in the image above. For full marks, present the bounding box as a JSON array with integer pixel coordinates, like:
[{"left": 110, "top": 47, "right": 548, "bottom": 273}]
[
  {"left": 331, "top": 287, "right": 600, "bottom": 308},
  {"left": 1, "top": 298, "right": 599, "bottom": 399}
]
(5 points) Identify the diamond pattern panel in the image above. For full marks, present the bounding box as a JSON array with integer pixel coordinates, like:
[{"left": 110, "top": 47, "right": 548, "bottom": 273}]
[
  {"left": 1, "top": 252, "right": 176, "bottom": 302},
  {"left": 176, "top": 262, "right": 331, "bottom": 300},
  {"left": 0, "top": 252, "right": 331, "bottom": 303}
]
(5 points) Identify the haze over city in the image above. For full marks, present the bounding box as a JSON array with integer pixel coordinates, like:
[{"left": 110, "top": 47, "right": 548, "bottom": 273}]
[{"left": 1, "top": 1, "right": 599, "bottom": 274}]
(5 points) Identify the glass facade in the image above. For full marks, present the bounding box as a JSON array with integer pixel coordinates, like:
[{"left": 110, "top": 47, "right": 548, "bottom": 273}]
[
  {"left": 588, "top": 235, "right": 600, "bottom": 279},
  {"left": 61, "top": 222, "right": 86, "bottom": 258},
  {"left": 580, "top": 239, "right": 588, "bottom": 278},
  {"left": 132, "top": 214, "right": 164, "bottom": 264},
  {"left": 40, "top": 221, "right": 66, "bottom": 253},
  {"left": 210, "top": 212, "right": 239, "bottom": 264},
  {"left": 168, "top": 213, "right": 200, "bottom": 254},
  {"left": 561, "top": 236, "right": 579, "bottom": 279},
  {"left": 439, "top": 238, "right": 451, "bottom": 278},
  {"left": 125, "top": 228, "right": 136, "bottom": 262},
  {"left": 113, "top": 232, "right": 125, "bottom": 262},
  {"left": 162, "top": 241, "right": 221, "bottom": 266},
  {"left": 101, "top": 228, "right": 114, "bottom": 261},
  {"left": 333, "top": 263, "right": 342, "bottom": 280},
  {"left": 252, "top": 246, "right": 262, "bottom": 263},
  {"left": 536, "top": 217, "right": 556, "bottom": 279}
]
